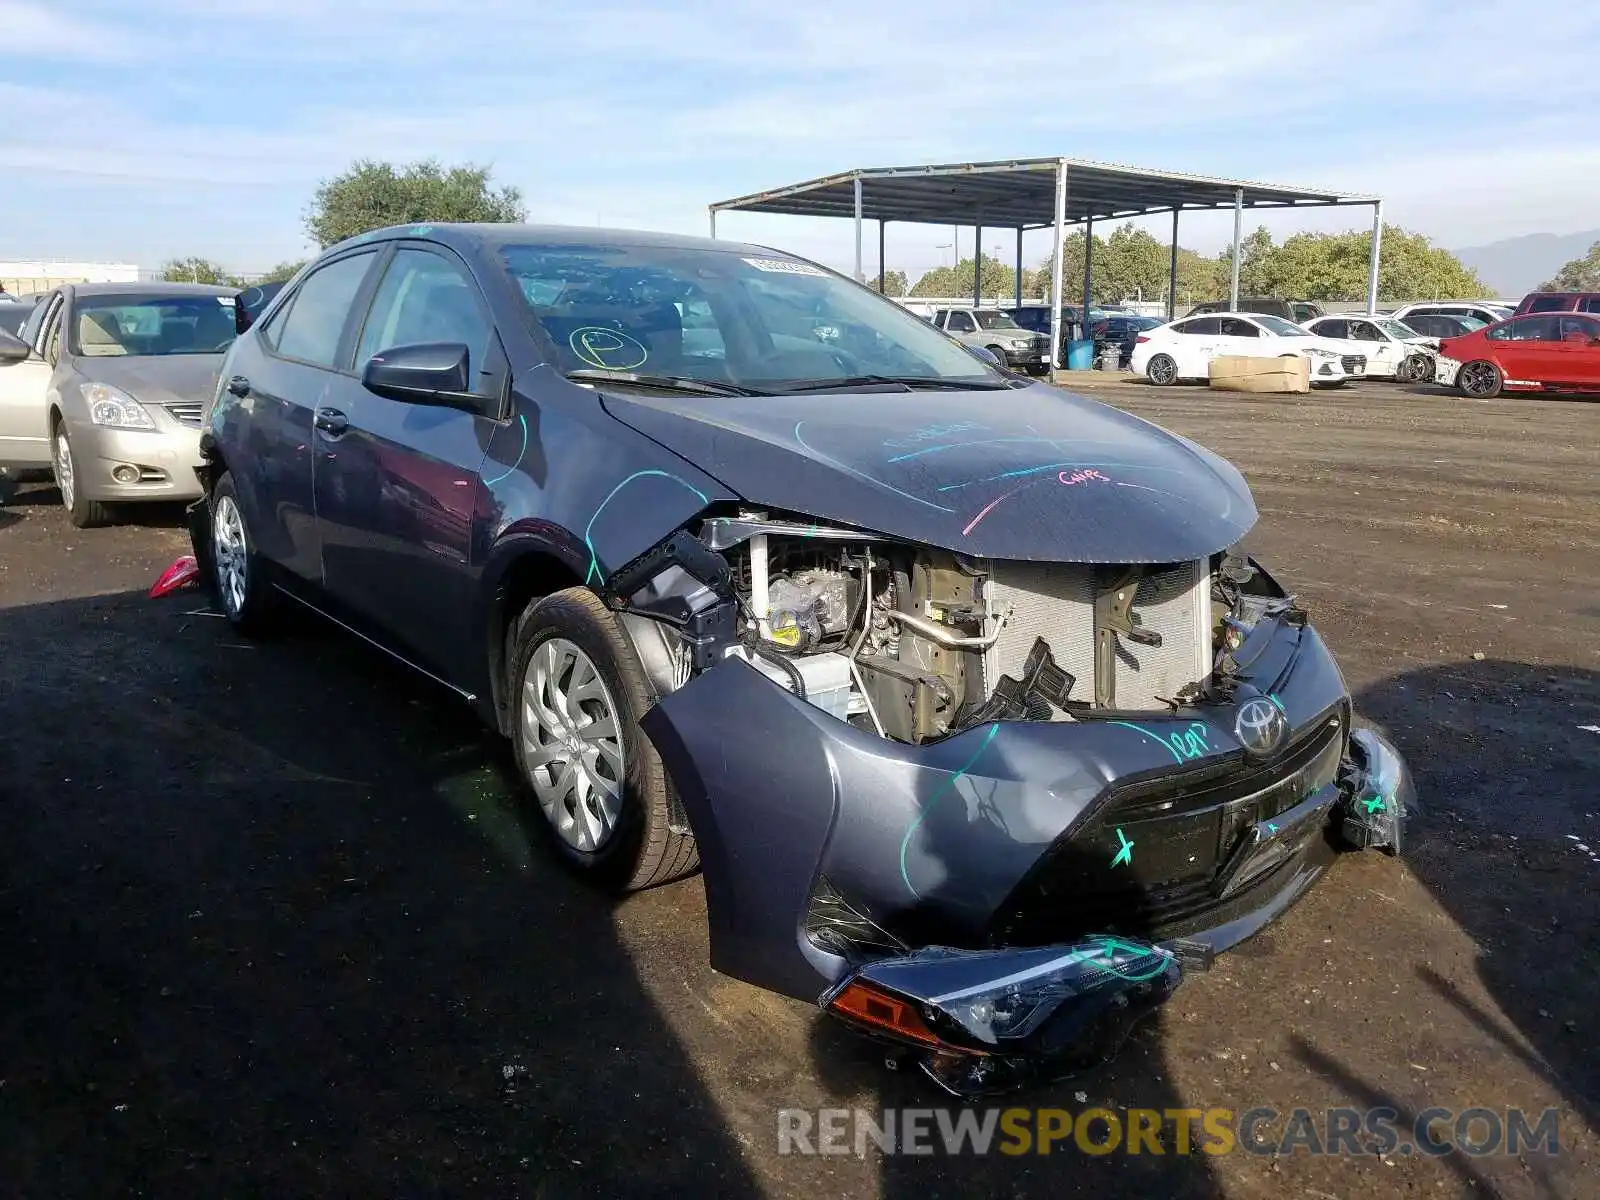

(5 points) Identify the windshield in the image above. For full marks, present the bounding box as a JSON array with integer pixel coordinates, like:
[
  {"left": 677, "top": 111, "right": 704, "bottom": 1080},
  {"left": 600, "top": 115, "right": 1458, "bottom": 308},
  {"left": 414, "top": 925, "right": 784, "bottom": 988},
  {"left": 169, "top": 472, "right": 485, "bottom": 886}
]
[
  {"left": 1253, "top": 315, "right": 1307, "bottom": 336},
  {"left": 973, "top": 310, "right": 1022, "bottom": 330},
  {"left": 500, "top": 243, "right": 1001, "bottom": 392},
  {"left": 72, "top": 294, "right": 237, "bottom": 357},
  {"left": 1456, "top": 315, "right": 1489, "bottom": 331},
  {"left": 1376, "top": 318, "right": 1418, "bottom": 339}
]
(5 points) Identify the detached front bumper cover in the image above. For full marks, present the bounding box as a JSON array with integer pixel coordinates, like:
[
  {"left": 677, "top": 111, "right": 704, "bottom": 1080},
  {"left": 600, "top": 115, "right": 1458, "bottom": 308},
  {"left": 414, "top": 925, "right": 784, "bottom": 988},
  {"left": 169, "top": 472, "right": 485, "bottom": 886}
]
[{"left": 822, "top": 935, "right": 1183, "bottom": 1097}]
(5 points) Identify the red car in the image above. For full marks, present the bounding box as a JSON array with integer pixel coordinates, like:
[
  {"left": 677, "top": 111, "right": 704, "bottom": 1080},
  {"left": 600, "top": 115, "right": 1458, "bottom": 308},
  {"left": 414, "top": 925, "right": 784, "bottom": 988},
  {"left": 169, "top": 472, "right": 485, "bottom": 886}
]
[
  {"left": 1512, "top": 291, "right": 1600, "bottom": 316},
  {"left": 1442, "top": 312, "right": 1600, "bottom": 398}
]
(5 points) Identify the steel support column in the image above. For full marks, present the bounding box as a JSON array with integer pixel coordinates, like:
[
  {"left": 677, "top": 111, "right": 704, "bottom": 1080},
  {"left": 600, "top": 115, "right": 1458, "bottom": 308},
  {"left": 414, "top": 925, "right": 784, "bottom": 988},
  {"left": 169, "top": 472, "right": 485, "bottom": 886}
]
[
  {"left": 1015, "top": 227, "right": 1024, "bottom": 309},
  {"left": 852, "top": 176, "right": 863, "bottom": 282},
  {"left": 878, "top": 219, "right": 886, "bottom": 294},
  {"left": 1366, "top": 200, "right": 1384, "bottom": 315},
  {"left": 974, "top": 219, "right": 983, "bottom": 306},
  {"left": 1082, "top": 215, "right": 1094, "bottom": 345},
  {"left": 1049, "top": 161, "right": 1067, "bottom": 369},
  {"left": 1168, "top": 209, "right": 1180, "bottom": 320},
  {"left": 1229, "top": 187, "right": 1243, "bottom": 309}
]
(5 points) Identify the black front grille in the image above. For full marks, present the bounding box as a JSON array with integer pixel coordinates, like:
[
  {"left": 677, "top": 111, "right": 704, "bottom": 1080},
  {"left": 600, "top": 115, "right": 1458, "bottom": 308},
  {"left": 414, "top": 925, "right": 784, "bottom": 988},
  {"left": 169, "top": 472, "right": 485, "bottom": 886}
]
[
  {"left": 165, "top": 402, "right": 205, "bottom": 428},
  {"left": 1342, "top": 355, "right": 1367, "bottom": 375},
  {"left": 992, "top": 709, "right": 1348, "bottom": 946}
]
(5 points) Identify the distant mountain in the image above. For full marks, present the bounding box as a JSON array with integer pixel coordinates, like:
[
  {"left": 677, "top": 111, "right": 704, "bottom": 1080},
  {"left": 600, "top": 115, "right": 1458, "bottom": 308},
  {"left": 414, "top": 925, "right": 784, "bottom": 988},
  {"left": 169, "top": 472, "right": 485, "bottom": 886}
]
[{"left": 1455, "top": 229, "right": 1600, "bottom": 297}]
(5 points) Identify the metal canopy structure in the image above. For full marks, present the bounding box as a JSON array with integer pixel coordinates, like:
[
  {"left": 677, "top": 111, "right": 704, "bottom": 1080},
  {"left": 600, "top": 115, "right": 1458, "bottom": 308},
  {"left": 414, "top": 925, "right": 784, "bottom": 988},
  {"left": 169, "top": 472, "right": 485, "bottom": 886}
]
[{"left": 709, "top": 158, "right": 1385, "bottom": 369}]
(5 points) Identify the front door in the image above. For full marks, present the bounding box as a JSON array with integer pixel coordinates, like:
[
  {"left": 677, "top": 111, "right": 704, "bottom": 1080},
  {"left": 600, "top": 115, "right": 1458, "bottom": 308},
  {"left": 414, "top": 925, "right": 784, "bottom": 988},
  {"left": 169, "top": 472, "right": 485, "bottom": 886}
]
[
  {"left": 1553, "top": 315, "right": 1600, "bottom": 386},
  {"left": 229, "top": 248, "right": 383, "bottom": 581},
  {"left": 0, "top": 293, "right": 59, "bottom": 467},
  {"left": 315, "top": 243, "right": 502, "bottom": 679}
]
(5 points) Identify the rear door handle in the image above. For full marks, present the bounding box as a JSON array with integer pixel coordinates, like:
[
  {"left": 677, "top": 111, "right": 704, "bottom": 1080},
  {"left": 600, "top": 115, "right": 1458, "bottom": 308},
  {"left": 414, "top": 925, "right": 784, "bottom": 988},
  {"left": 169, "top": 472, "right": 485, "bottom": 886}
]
[
  {"left": 226, "top": 375, "right": 251, "bottom": 397},
  {"left": 314, "top": 407, "right": 349, "bottom": 437}
]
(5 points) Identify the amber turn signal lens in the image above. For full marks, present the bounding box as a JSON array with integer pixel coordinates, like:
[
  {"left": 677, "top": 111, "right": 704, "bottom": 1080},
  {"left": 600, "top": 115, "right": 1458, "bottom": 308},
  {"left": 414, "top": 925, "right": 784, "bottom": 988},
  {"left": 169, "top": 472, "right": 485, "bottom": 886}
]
[{"left": 827, "top": 981, "right": 980, "bottom": 1054}]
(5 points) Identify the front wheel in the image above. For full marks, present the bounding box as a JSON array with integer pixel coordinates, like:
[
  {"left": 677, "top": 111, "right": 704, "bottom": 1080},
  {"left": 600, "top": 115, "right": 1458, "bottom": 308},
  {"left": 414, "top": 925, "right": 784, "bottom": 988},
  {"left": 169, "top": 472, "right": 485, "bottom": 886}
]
[
  {"left": 1145, "top": 353, "right": 1178, "bottom": 386},
  {"left": 1457, "top": 360, "right": 1502, "bottom": 398},
  {"left": 510, "top": 587, "right": 697, "bottom": 891},
  {"left": 1400, "top": 353, "right": 1432, "bottom": 383},
  {"left": 53, "top": 422, "right": 113, "bottom": 528}
]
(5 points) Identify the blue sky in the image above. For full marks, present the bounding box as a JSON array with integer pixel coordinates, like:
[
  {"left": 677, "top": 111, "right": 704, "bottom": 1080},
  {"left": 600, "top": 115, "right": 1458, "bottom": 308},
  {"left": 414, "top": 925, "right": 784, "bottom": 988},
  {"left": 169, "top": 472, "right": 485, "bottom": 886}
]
[{"left": 4, "top": 0, "right": 1596, "bottom": 278}]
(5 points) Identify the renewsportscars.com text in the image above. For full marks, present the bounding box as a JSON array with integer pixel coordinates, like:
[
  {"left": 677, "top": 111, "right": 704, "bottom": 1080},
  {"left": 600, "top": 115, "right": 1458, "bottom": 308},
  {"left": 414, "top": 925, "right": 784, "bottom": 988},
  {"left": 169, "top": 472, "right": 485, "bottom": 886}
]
[{"left": 777, "top": 1105, "right": 1562, "bottom": 1159}]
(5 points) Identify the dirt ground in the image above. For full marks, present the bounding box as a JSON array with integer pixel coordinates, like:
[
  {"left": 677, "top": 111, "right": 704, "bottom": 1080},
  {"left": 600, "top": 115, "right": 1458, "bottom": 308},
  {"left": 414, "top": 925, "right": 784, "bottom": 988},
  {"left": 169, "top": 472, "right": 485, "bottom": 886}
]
[{"left": 0, "top": 377, "right": 1595, "bottom": 1198}]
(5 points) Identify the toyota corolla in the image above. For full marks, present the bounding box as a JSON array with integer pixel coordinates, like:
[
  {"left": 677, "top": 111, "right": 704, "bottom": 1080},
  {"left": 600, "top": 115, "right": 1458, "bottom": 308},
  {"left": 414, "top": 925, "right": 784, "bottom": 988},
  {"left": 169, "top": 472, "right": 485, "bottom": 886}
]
[{"left": 188, "top": 223, "right": 1413, "bottom": 1095}]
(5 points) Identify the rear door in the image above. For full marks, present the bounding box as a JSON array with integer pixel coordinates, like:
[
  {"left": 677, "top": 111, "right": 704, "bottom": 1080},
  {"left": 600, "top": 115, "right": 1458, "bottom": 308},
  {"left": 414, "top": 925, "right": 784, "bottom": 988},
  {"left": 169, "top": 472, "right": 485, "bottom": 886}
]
[
  {"left": 316, "top": 242, "right": 503, "bottom": 677},
  {"left": 1554, "top": 315, "right": 1600, "bottom": 385},
  {"left": 225, "top": 248, "right": 383, "bottom": 581},
  {"left": 0, "top": 290, "right": 60, "bottom": 467}
]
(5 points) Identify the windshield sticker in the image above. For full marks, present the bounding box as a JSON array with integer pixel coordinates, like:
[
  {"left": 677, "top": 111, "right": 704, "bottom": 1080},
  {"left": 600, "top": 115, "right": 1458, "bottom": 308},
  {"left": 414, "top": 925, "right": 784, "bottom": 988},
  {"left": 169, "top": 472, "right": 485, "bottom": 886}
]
[
  {"left": 742, "top": 257, "right": 827, "bottom": 277},
  {"left": 569, "top": 327, "right": 648, "bottom": 370}
]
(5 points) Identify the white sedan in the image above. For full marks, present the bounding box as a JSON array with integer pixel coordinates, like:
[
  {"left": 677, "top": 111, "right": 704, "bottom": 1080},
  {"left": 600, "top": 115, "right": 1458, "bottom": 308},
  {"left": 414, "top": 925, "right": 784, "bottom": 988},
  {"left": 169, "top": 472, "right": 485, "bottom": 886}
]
[
  {"left": 1129, "top": 312, "right": 1364, "bottom": 387},
  {"left": 1302, "top": 314, "right": 1439, "bottom": 381}
]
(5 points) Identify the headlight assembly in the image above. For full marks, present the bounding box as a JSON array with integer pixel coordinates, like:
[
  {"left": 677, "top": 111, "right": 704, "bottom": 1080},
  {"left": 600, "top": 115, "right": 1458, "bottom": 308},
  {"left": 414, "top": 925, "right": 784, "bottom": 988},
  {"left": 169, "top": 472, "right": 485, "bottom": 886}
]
[{"left": 83, "top": 382, "right": 156, "bottom": 430}]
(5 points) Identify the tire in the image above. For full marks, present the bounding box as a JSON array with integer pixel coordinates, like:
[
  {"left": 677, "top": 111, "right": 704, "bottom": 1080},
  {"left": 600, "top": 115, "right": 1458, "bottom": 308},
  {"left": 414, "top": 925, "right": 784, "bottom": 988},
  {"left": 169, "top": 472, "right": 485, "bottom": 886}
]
[
  {"left": 510, "top": 586, "right": 697, "bottom": 891},
  {"left": 208, "top": 470, "right": 281, "bottom": 635},
  {"left": 52, "top": 420, "right": 113, "bottom": 528},
  {"left": 1399, "top": 353, "right": 1427, "bottom": 383},
  {"left": 1145, "top": 353, "right": 1178, "bottom": 386},
  {"left": 1457, "top": 359, "right": 1502, "bottom": 399}
]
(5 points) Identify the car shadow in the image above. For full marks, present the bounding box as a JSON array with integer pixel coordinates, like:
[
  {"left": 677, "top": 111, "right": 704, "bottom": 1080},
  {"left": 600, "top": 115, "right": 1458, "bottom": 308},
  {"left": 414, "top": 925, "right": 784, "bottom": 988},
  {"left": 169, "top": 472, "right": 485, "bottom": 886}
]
[
  {"left": 0, "top": 589, "right": 761, "bottom": 1196},
  {"left": 1353, "top": 659, "right": 1599, "bottom": 1136}
]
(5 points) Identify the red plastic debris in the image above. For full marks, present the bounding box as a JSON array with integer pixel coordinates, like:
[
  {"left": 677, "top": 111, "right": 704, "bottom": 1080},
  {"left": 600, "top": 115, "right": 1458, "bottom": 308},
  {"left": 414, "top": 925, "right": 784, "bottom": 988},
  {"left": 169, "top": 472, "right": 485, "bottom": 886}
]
[{"left": 149, "top": 554, "right": 201, "bottom": 598}]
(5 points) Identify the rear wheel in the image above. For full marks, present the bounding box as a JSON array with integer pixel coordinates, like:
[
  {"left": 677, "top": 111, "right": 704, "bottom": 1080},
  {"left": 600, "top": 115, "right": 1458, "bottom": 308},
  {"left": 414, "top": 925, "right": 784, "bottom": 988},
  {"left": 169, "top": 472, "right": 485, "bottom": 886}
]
[
  {"left": 1145, "top": 353, "right": 1178, "bottom": 386},
  {"left": 53, "top": 421, "right": 113, "bottom": 528},
  {"left": 510, "top": 587, "right": 697, "bottom": 891},
  {"left": 1458, "top": 360, "right": 1502, "bottom": 398},
  {"left": 209, "top": 470, "right": 281, "bottom": 634}
]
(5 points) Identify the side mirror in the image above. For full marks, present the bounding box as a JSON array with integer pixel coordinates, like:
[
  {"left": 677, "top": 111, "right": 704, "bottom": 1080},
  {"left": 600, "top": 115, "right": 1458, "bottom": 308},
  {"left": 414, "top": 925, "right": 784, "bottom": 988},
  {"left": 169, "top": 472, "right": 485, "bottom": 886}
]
[
  {"left": 0, "top": 329, "right": 29, "bottom": 365},
  {"left": 234, "top": 280, "right": 287, "bottom": 335},
  {"left": 362, "top": 342, "right": 473, "bottom": 403},
  {"left": 966, "top": 344, "right": 1002, "bottom": 368}
]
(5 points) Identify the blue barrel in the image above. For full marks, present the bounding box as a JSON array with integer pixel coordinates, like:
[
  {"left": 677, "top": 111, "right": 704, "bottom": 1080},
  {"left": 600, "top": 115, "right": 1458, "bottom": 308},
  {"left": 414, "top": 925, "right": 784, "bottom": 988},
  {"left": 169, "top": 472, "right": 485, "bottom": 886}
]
[{"left": 1066, "top": 339, "right": 1096, "bottom": 370}]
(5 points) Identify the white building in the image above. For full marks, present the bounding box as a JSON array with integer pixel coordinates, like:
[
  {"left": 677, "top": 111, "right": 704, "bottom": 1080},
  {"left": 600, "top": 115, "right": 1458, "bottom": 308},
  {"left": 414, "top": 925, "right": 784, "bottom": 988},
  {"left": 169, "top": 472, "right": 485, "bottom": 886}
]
[{"left": 0, "top": 260, "right": 141, "bottom": 296}]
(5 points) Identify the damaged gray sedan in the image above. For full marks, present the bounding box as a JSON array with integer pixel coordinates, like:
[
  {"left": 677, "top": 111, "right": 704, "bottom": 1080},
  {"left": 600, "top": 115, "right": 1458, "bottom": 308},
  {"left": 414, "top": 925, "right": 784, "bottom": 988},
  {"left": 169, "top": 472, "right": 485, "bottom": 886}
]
[{"left": 189, "top": 223, "right": 1414, "bottom": 1096}]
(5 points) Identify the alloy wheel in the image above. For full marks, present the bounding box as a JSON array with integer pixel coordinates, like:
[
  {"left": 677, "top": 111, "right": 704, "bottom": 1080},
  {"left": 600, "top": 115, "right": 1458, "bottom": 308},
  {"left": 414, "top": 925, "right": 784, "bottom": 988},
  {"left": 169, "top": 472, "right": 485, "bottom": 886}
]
[
  {"left": 521, "top": 637, "right": 626, "bottom": 852},
  {"left": 211, "top": 494, "right": 249, "bottom": 618},
  {"left": 1147, "top": 354, "right": 1177, "bottom": 385},
  {"left": 53, "top": 430, "right": 75, "bottom": 509},
  {"left": 1459, "top": 361, "right": 1499, "bottom": 397}
]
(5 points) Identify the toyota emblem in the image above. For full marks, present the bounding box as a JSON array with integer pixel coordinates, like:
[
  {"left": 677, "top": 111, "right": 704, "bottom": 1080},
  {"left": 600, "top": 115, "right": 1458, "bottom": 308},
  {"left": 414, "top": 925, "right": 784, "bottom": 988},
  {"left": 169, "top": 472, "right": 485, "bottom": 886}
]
[{"left": 1234, "top": 697, "right": 1287, "bottom": 756}]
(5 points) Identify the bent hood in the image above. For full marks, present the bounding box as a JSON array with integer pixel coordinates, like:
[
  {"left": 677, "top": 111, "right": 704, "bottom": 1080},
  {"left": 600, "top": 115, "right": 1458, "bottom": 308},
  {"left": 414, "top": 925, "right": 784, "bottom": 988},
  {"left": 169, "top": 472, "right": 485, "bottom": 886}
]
[
  {"left": 601, "top": 384, "right": 1256, "bottom": 563},
  {"left": 79, "top": 355, "right": 225, "bottom": 406}
]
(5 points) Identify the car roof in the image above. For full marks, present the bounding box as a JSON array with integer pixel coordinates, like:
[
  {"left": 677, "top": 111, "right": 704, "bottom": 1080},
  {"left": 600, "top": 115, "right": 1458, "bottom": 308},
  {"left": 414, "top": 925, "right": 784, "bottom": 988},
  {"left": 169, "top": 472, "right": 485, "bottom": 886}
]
[
  {"left": 67, "top": 281, "right": 238, "bottom": 298},
  {"left": 328, "top": 221, "right": 771, "bottom": 258}
]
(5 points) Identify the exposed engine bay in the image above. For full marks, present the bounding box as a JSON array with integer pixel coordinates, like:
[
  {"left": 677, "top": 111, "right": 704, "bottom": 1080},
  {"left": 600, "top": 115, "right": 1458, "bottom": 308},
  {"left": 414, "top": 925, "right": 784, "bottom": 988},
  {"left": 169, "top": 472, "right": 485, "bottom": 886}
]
[{"left": 609, "top": 509, "right": 1294, "bottom": 745}]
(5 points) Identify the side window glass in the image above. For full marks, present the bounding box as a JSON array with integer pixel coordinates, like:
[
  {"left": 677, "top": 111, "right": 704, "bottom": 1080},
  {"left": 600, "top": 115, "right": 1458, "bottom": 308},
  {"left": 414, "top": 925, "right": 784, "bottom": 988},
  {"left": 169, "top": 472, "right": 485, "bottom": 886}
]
[
  {"left": 947, "top": 312, "right": 975, "bottom": 333},
  {"left": 1581, "top": 297, "right": 1600, "bottom": 314},
  {"left": 1527, "top": 295, "right": 1567, "bottom": 314},
  {"left": 1221, "top": 318, "right": 1258, "bottom": 337},
  {"left": 274, "top": 251, "right": 378, "bottom": 368},
  {"left": 1188, "top": 317, "right": 1222, "bottom": 335},
  {"left": 1318, "top": 319, "right": 1345, "bottom": 338},
  {"left": 1559, "top": 316, "right": 1598, "bottom": 341},
  {"left": 355, "top": 247, "right": 493, "bottom": 389},
  {"left": 44, "top": 307, "right": 63, "bottom": 364}
]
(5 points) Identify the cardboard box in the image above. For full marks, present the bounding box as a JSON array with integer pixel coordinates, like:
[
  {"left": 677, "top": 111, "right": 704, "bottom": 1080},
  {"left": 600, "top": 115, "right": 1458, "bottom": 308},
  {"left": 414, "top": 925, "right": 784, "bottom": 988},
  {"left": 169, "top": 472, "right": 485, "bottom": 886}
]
[{"left": 1207, "top": 354, "right": 1311, "bottom": 393}]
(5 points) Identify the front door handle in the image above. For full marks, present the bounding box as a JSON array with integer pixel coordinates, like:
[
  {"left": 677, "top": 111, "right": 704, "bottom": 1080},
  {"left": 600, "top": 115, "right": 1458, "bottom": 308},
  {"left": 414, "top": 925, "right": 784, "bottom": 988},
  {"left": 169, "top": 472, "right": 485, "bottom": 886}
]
[
  {"left": 226, "top": 375, "right": 251, "bottom": 397},
  {"left": 314, "top": 407, "right": 349, "bottom": 437}
]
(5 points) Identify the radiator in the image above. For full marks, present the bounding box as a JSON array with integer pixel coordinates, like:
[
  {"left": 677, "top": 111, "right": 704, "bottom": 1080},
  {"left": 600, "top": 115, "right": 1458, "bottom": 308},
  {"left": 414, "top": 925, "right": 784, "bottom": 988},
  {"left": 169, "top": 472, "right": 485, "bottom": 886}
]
[{"left": 983, "top": 560, "right": 1212, "bottom": 713}]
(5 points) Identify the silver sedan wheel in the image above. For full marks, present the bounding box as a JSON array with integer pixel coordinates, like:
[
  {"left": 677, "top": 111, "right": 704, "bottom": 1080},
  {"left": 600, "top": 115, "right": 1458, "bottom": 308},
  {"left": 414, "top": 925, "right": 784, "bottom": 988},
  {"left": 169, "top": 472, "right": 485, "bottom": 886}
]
[
  {"left": 521, "top": 638, "right": 626, "bottom": 852},
  {"left": 53, "top": 430, "right": 75, "bottom": 509},
  {"left": 211, "top": 494, "right": 248, "bottom": 618}
]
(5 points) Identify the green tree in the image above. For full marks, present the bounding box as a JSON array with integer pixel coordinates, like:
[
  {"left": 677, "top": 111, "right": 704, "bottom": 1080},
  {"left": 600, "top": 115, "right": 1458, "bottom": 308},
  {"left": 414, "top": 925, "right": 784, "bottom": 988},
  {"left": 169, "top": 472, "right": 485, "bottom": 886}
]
[
  {"left": 259, "top": 260, "right": 307, "bottom": 284},
  {"left": 909, "top": 254, "right": 1020, "bottom": 300},
  {"left": 305, "top": 159, "right": 526, "bottom": 249},
  {"left": 868, "top": 269, "right": 910, "bottom": 297},
  {"left": 1204, "top": 224, "right": 1488, "bottom": 302},
  {"left": 1538, "top": 241, "right": 1600, "bottom": 291},
  {"left": 161, "top": 257, "right": 243, "bottom": 286}
]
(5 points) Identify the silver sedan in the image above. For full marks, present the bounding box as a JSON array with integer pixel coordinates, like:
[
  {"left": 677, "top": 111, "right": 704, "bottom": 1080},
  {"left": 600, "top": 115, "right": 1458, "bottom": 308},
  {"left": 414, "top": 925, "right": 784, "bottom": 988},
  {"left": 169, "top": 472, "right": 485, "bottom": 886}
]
[{"left": 0, "top": 282, "right": 238, "bottom": 526}]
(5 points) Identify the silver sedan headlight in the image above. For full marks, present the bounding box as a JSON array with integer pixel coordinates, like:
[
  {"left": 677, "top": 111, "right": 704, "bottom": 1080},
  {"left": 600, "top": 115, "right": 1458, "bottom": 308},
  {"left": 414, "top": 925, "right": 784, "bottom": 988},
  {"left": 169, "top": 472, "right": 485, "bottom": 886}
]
[{"left": 83, "top": 382, "right": 156, "bottom": 430}]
